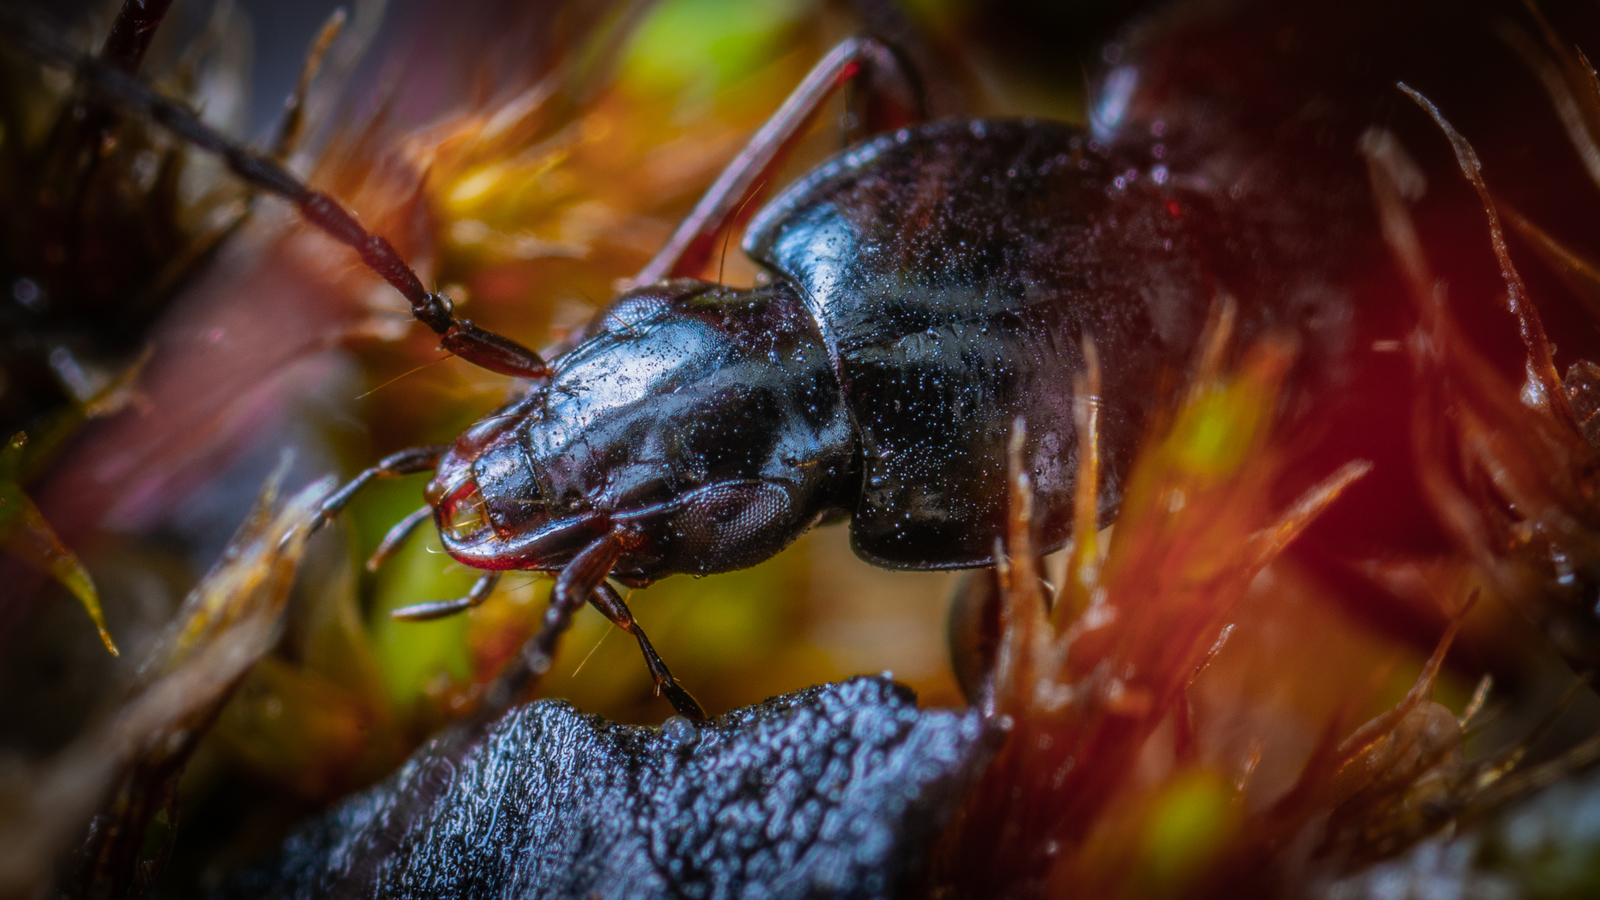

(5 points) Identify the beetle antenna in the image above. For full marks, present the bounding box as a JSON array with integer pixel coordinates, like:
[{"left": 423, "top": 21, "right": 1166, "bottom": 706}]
[
  {"left": 355, "top": 353, "right": 453, "bottom": 400},
  {"left": 714, "top": 179, "right": 768, "bottom": 291},
  {"left": 0, "top": 4, "right": 550, "bottom": 381},
  {"left": 716, "top": 227, "right": 733, "bottom": 290}
]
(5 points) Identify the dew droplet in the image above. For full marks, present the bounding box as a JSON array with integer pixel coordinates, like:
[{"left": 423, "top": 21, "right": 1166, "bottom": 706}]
[{"left": 662, "top": 715, "right": 699, "bottom": 749}]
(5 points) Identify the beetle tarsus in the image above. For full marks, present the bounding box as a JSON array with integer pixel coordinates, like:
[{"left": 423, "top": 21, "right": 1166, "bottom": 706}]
[
  {"left": 591, "top": 583, "right": 705, "bottom": 720},
  {"left": 390, "top": 570, "right": 502, "bottom": 621},
  {"left": 658, "top": 683, "right": 706, "bottom": 722}
]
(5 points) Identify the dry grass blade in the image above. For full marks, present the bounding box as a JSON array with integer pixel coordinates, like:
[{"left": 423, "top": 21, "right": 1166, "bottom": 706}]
[
  {"left": 1379, "top": 87, "right": 1600, "bottom": 675},
  {"left": 1499, "top": 203, "right": 1600, "bottom": 325},
  {"left": 933, "top": 322, "right": 1373, "bottom": 896},
  {"left": 0, "top": 472, "right": 329, "bottom": 898},
  {"left": 1499, "top": 12, "right": 1600, "bottom": 187},
  {"left": 0, "top": 432, "right": 113, "bottom": 656},
  {"left": 1061, "top": 338, "right": 1103, "bottom": 622},
  {"left": 271, "top": 7, "right": 348, "bottom": 161},
  {"left": 1399, "top": 83, "right": 1579, "bottom": 433}
]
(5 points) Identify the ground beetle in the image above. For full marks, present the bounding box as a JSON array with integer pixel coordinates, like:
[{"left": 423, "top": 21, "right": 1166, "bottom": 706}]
[{"left": 13, "top": 2, "right": 1434, "bottom": 720}]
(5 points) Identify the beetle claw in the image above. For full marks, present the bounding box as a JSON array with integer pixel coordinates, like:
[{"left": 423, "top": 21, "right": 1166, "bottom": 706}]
[
  {"left": 588, "top": 582, "right": 706, "bottom": 720},
  {"left": 659, "top": 681, "right": 707, "bottom": 722}
]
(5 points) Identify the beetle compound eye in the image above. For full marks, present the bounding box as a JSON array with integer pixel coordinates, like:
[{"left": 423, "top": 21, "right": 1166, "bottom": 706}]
[{"left": 669, "top": 481, "right": 799, "bottom": 574}]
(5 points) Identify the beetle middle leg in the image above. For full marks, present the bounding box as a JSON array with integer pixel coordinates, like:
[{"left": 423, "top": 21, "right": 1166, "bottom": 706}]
[
  {"left": 947, "top": 568, "right": 1003, "bottom": 707},
  {"left": 948, "top": 566, "right": 1061, "bottom": 706},
  {"left": 628, "top": 33, "right": 926, "bottom": 287},
  {"left": 482, "top": 530, "right": 625, "bottom": 713}
]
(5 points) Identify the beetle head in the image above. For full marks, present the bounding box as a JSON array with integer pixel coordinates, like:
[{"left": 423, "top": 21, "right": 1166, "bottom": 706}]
[{"left": 428, "top": 279, "right": 857, "bottom": 581}]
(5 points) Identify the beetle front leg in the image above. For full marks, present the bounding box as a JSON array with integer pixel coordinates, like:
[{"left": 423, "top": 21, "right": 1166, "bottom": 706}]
[
  {"left": 482, "top": 530, "right": 625, "bottom": 713},
  {"left": 947, "top": 565, "right": 1060, "bottom": 707},
  {"left": 589, "top": 582, "right": 705, "bottom": 721},
  {"left": 627, "top": 34, "right": 926, "bottom": 287}
]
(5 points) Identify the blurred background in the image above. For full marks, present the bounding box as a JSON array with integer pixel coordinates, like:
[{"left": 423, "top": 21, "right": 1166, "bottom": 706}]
[{"left": 7, "top": 0, "right": 1600, "bottom": 895}]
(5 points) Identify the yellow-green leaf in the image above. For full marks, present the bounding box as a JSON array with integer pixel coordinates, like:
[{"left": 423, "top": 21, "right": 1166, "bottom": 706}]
[{"left": 0, "top": 432, "right": 116, "bottom": 655}]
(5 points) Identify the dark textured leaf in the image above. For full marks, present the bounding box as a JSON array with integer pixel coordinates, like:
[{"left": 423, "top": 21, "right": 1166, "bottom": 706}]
[{"left": 221, "top": 676, "right": 994, "bottom": 900}]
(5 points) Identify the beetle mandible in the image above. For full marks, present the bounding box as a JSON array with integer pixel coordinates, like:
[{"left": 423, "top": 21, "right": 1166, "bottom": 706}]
[{"left": 18, "top": 1, "right": 1453, "bottom": 720}]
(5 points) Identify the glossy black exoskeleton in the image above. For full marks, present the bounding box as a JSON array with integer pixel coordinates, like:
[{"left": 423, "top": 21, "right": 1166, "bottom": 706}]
[{"left": 441, "top": 120, "right": 1193, "bottom": 579}]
